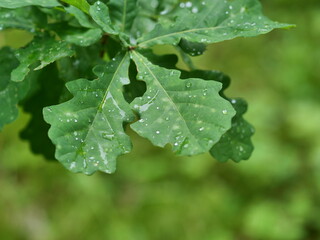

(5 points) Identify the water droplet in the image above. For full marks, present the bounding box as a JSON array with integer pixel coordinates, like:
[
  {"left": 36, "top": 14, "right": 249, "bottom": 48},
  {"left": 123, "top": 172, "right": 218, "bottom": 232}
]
[
  {"left": 191, "top": 7, "right": 198, "bottom": 13},
  {"left": 202, "top": 89, "right": 208, "bottom": 96},
  {"left": 186, "top": 82, "right": 192, "bottom": 88},
  {"left": 102, "top": 132, "right": 115, "bottom": 140},
  {"left": 70, "top": 162, "right": 76, "bottom": 169},
  {"left": 199, "top": 127, "right": 204, "bottom": 131},
  {"left": 186, "top": 1, "right": 192, "bottom": 8},
  {"left": 222, "top": 109, "right": 228, "bottom": 115},
  {"left": 156, "top": 130, "right": 160, "bottom": 134}
]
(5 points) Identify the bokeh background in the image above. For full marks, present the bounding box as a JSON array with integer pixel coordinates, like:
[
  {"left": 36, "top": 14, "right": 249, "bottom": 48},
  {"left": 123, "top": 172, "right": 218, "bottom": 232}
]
[{"left": 1, "top": 0, "right": 320, "bottom": 239}]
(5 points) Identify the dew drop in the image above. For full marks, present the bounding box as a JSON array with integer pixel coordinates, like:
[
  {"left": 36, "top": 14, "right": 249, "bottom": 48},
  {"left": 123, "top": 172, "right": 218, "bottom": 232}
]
[
  {"left": 222, "top": 109, "right": 228, "bottom": 115},
  {"left": 202, "top": 89, "right": 208, "bottom": 96},
  {"left": 191, "top": 7, "right": 198, "bottom": 13},
  {"left": 186, "top": 1, "right": 192, "bottom": 8},
  {"left": 102, "top": 133, "right": 115, "bottom": 140}
]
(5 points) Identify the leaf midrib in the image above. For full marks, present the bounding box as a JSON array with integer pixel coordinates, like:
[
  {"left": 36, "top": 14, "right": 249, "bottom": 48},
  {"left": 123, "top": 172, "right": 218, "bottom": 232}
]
[
  {"left": 75, "top": 53, "right": 129, "bottom": 165},
  {"left": 121, "top": 0, "right": 127, "bottom": 32},
  {"left": 137, "top": 26, "right": 222, "bottom": 47},
  {"left": 132, "top": 51, "right": 202, "bottom": 150}
]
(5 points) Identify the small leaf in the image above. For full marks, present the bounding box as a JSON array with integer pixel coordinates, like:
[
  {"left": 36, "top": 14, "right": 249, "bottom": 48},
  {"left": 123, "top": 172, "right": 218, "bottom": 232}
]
[
  {"left": 43, "top": 53, "right": 135, "bottom": 174},
  {"left": 60, "top": 0, "right": 90, "bottom": 14},
  {"left": 137, "top": 0, "right": 294, "bottom": 48},
  {"left": 0, "top": 47, "right": 30, "bottom": 130},
  {"left": 130, "top": 51, "right": 235, "bottom": 155},
  {"left": 89, "top": 1, "right": 118, "bottom": 35},
  {"left": 11, "top": 37, "right": 75, "bottom": 82},
  {"left": 138, "top": 49, "right": 178, "bottom": 69},
  {"left": 210, "top": 98, "right": 255, "bottom": 162},
  {"left": 0, "top": 0, "right": 60, "bottom": 8},
  {"left": 178, "top": 38, "right": 206, "bottom": 56}
]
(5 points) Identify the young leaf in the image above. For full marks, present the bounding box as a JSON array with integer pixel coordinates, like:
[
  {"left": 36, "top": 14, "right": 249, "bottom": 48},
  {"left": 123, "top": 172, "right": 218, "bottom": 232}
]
[
  {"left": 11, "top": 37, "right": 75, "bottom": 82},
  {"left": 0, "top": 0, "right": 60, "bottom": 8},
  {"left": 130, "top": 51, "right": 235, "bottom": 155},
  {"left": 0, "top": 47, "right": 30, "bottom": 130},
  {"left": 137, "top": 0, "right": 293, "bottom": 48},
  {"left": 210, "top": 98, "right": 255, "bottom": 162},
  {"left": 89, "top": 1, "right": 118, "bottom": 35},
  {"left": 178, "top": 38, "right": 206, "bottom": 56},
  {"left": 43, "top": 53, "right": 135, "bottom": 174},
  {"left": 108, "top": 0, "right": 138, "bottom": 33}
]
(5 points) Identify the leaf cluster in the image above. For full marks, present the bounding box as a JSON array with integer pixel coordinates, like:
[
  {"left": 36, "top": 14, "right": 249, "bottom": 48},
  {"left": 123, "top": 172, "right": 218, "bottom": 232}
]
[{"left": 0, "top": 0, "right": 292, "bottom": 174}]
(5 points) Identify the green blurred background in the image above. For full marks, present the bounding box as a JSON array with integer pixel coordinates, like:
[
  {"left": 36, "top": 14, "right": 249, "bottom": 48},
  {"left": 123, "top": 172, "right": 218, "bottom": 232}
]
[{"left": 0, "top": 0, "right": 320, "bottom": 239}]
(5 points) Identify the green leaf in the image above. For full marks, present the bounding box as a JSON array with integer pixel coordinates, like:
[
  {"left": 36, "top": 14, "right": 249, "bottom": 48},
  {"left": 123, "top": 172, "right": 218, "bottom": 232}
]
[
  {"left": 108, "top": 0, "right": 138, "bottom": 33},
  {"left": 43, "top": 53, "right": 135, "bottom": 174},
  {"left": 65, "top": 5, "right": 96, "bottom": 28},
  {"left": 0, "top": 7, "right": 46, "bottom": 32},
  {"left": 137, "top": 0, "right": 294, "bottom": 48},
  {"left": 20, "top": 63, "right": 65, "bottom": 160},
  {"left": 130, "top": 0, "right": 179, "bottom": 40},
  {"left": 138, "top": 49, "right": 178, "bottom": 69},
  {"left": 63, "top": 28, "right": 103, "bottom": 47},
  {"left": 0, "top": 0, "right": 60, "bottom": 8},
  {"left": 57, "top": 44, "right": 104, "bottom": 82},
  {"left": 130, "top": 51, "right": 235, "bottom": 155},
  {"left": 178, "top": 38, "right": 206, "bottom": 56},
  {"left": 89, "top": 1, "right": 118, "bottom": 35},
  {"left": 11, "top": 37, "right": 75, "bottom": 82},
  {"left": 180, "top": 70, "right": 254, "bottom": 162},
  {"left": 60, "top": 0, "right": 90, "bottom": 14},
  {"left": 210, "top": 98, "right": 255, "bottom": 162},
  {"left": 0, "top": 47, "right": 30, "bottom": 130}
]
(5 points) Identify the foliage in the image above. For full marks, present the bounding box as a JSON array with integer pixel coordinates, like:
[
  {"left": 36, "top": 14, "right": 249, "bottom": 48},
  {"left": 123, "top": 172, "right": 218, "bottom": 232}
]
[{"left": 0, "top": 0, "right": 292, "bottom": 174}]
